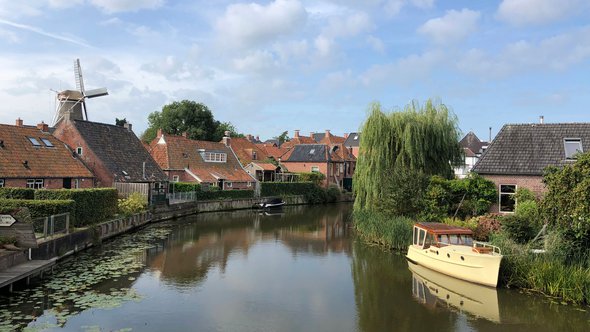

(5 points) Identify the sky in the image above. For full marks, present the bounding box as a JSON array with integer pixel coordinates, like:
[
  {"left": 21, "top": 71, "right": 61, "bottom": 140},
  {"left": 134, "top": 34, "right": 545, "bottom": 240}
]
[{"left": 0, "top": 0, "right": 589, "bottom": 141}]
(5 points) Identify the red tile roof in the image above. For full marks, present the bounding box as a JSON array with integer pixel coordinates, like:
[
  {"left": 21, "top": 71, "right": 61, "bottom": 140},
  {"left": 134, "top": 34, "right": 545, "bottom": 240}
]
[
  {"left": 256, "top": 143, "right": 290, "bottom": 160},
  {"left": 281, "top": 136, "right": 316, "bottom": 149},
  {"left": 226, "top": 137, "right": 269, "bottom": 165},
  {"left": 149, "top": 133, "right": 254, "bottom": 183},
  {"left": 0, "top": 123, "right": 94, "bottom": 179}
]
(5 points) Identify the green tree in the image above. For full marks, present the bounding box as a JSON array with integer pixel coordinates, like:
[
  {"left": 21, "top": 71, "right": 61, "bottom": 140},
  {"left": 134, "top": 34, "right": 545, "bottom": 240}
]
[
  {"left": 274, "top": 131, "right": 290, "bottom": 146},
  {"left": 353, "top": 99, "right": 463, "bottom": 214},
  {"left": 141, "top": 100, "right": 236, "bottom": 142},
  {"left": 115, "top": 118, "right": 127, "bottom": 126}
]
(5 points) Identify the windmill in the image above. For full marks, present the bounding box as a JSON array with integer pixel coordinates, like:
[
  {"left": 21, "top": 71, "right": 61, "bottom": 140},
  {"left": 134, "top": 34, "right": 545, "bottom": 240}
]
[{"left": 51, "top": 59, "right": 108, "bottom": 126}]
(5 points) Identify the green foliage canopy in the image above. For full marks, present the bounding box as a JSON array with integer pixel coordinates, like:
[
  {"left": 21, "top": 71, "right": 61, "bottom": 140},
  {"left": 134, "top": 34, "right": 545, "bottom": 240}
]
[
  {"left": 141, "top": 100, "right": 238, "bottom": 142},
  {"left": 353, "top": 99, "right": 463, "bottom": 212}
]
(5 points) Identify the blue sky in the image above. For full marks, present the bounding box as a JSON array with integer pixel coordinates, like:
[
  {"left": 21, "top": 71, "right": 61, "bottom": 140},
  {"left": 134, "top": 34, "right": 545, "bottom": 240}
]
[{"left": 0, "top": 0, "right": 589, "bottom": 141}]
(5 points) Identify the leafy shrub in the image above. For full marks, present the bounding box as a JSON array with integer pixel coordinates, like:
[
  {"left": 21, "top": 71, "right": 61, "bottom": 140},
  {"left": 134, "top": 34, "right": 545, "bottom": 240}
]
[
  {"left": 260, "top": 182, "right": 316, "bottom": 197},
  {"left": 304, "top": 185, "right": 328, "bottom": 204},
  {"left": 0, "top": 236, "right": 17, "bottom": 245},
  {"left": 0, "top": 199, "right": 75, "bottom": 220},
  {"left": 118, "top": 192, "right": 148, "bottom": 216},
  {"left": 35, "top": 188, "right": 118, "bottom": 227},
  {"left": 473, "top": 214, "right": 502, "bottom": 241},
  {"left": 501, "top": 214, "right": 536, "bottom": 244},
  {"left": 326, "top": 185, "right": 342, "bottom": 203},
  {"left": 169, "top": 182, "right": 201, "bottom": 193},
  {"left": 297, "top": 172, "right": 326, "bottom": 186},
  {"left": 378, "top": 169, "right": 429, "bottom": 218},
  {"left": 0, "top": 187, "right": 35, "bottom": 199},
  {"left": 199, "top": 189, "right": 254, "bottom": 200}
]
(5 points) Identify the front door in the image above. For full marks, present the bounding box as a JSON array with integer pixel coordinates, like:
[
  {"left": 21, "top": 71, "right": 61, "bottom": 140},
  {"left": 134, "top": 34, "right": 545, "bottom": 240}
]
[{"left": 63, "top": 178, "right": 72, "bottom": 189}]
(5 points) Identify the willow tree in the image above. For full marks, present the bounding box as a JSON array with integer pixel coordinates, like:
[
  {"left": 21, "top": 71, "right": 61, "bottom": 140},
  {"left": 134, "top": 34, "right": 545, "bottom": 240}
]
[{"left": 353, "top": 99, "right": 463, "bottom": 213}]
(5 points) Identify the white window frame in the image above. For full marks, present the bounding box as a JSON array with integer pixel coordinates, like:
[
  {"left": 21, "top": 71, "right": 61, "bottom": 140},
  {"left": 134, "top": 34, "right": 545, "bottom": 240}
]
[
  {"left": 74, "top": 179, "right": 80, "bottom": 189},
  {"left": 76, "top": 147, "right": 83, "bottom": 155},
  {"left": 26, "top": 179, "right": 44, "bottom": 189},
  {"left": 28, "top": 137, "right": 42, "bottom": 146},
  {"left": 499, "top": 184, "right": 517, "bottom": 213},
  {"left": 0, "top": 179, "right": 4, "bottom": 187},
  {"left": 247, "top": 182, "right": 252, "bottom": 187},
  {"left": 172, "top": 175, "right": 180, "bottom": 182},
  {"left": 311, "top": 166, "right": 320, "bottom": 172},
  {"left": 564, "top": 138, "right": 583, "bottom": 159},
  {"left": 200, "top": 151, "right": 227, "bottom": 163},
  {"left": 227, "top": 182, "right": 233, "bottom": 188},
  {"left": 40, "top": 138, "right": 54, "bottom": 147}
]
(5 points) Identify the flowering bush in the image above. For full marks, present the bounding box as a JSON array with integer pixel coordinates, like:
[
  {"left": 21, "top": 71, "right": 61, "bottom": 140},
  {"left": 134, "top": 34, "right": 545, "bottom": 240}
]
[
  {"left": 118, "top": 192, "right": 147, "bottom": 217},
  {"left": 473, "top": 214, "right": 502, "bottom": 241}
]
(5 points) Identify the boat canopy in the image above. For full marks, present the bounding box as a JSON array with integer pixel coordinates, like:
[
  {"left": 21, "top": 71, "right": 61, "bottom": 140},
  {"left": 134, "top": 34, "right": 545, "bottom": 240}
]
[{"left": 415, "top": 222, "right": 473, "bottom": 236}]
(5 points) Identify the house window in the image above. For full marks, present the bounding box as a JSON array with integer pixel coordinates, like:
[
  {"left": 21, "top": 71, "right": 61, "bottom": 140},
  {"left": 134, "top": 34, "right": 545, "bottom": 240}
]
[
  {"left": 40, "top": 138, "right": 54, "bottom": 147},
  {"left": 564, "top": 138, "right": 583, "bottom": 159},
  {"left": 74, "top": 179, "right": 80, "bottom": 189},
  {"left": 28, "top": 137, "right": 41, "bottom": 146},
  {"left": 200, "top": 151, "right": 227, "bottom": 163},
  {"left": 247, "top": 182, "right": 252, "bottom": 187},
  {"left": 26, "top": 179, "right": 44, "bottom": 189},
  {"left": 227, "top": 182, "right": 233, "bottom": 188},
  {"left": 252, "top": 151, "right": 257, "bottom": 160},
  {"left": 0, "top": 179, "right": 4, "bottom": 187},
  {"left": 76, "top": 147, "right": 83, "bottom": 155},
  {"left": 499, "top": 184, "right": 517, "bottom": 213},
  {"left": 172, "top": 175, "right": 180, "bottom": 182},
  {"left": 311, "top": 166, "right": 320, "bottom": 172}
]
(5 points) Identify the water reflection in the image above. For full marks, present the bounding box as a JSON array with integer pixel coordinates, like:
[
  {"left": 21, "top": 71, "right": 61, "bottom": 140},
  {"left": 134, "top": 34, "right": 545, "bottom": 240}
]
[{"left": 409, "top": 262, "right": 500, "bottom": 323}]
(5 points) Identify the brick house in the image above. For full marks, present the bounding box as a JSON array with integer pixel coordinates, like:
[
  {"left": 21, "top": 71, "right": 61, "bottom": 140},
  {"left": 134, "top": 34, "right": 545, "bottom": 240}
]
[
  {"left": 280, "top": 143, "right": 356, "bottom": 189},
  {"left": 472, "top": 122, "right": 590, "bottom": 213},
  {"left": 343, "top": 132, "right": 360, "bottom": 158},
  {"left": 149, "top": 130, "right": 256, "bottom": 190},
  {"left": 454, "top": 131, "right": 489, "bottom": 179},
  {"left": 0, "top": 119, "right": 94, "bottom": 189},
  {"left": 224, "top": 136, "right": 269, "bottom": 166},
  {"left": 280, "top": 130, "right": 317, "bottom": 149},
  {"left": 53, "top": 114, "right": 167, "bottom": 198}
]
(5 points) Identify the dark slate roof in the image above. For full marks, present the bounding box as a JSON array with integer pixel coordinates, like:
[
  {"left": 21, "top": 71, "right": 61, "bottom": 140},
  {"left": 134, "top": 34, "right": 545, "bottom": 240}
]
[
  {"left": 344, "top": 132, "right": 360, "bottom": 147},
  {"left": 472, "top": 123, "right": 590, "bottom": 176},
  {"left": 459, "top": 131, "right": 487, "bottom": 155},
  {"left": 283, "top": 144, "right": 329, "bottom": 162},
  {"left": 73, "top": 120, "right": 167, "bottom": 182}
]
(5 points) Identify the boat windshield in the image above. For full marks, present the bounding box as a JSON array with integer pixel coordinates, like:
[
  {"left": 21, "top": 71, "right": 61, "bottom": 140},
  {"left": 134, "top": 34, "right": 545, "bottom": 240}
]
[{"left": 446, "top": 234, "right": 474, "bottom": 245}]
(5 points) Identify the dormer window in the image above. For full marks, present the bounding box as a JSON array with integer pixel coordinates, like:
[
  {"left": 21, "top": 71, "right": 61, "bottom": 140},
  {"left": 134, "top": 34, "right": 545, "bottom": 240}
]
[
  {"left": 252, "top": 151, "right": 257, "bottom": 160},
  {"left": 40, "top": 138, "right": 54, "bottom": 147},
  {"left": 28, "top": 137, "right": 41, "bottom": 146},
  {"left": 76, "top": 147, "right": 83, "bottom": 155},
  {"left": 200, "top": 151, "right": 227, "bottom": 163},
  {"left": 564, "top": 138, "right": 582, "bottom": 159}
]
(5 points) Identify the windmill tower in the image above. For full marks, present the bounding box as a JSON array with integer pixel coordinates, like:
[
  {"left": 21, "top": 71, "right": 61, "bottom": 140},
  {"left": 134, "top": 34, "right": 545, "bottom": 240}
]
[{"left": 52, "top": 59, "right": 108, "bottom": 126}]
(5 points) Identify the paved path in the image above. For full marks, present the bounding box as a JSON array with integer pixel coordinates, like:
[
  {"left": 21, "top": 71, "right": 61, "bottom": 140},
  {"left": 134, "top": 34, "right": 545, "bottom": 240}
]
[{"left": 0, "top": 258, "right": 56, "bottom": 291}]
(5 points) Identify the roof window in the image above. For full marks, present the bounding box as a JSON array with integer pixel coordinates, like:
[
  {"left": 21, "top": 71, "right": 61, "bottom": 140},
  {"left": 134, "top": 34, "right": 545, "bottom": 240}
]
[
  {"left": 354, "top": 135, "right": 358, "bottom": 140},
  {"left": 309, "top": 149, "right": 315, "bottom": 154},
  {"left": 28, "top": 137, "right": 41, "bottom": 146},
  {"left": 564, "top": 138, "right": 583, "bottom": 159},
  {"left": 40, "top": 138, "right": 54, "bottom": 147}
]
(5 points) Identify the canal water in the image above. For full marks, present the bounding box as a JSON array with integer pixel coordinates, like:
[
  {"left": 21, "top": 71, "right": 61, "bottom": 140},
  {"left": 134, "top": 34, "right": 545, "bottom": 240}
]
[{"left": 1, "top": 203, "right": 589, "bottom": 331}]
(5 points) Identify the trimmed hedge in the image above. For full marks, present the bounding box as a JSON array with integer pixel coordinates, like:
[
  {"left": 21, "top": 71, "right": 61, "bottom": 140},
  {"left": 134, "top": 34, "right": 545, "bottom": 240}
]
[
  {"left": 0, "top": 199, "right": 75, "bottom": 220},
  {"left": 0, "top": 187, "right": 35, "bottom": 199},
  {"left": 261, "top": 182, "right": 316, "bottom": 197},
  {"left": 170, "top": 182, "right": 201, "bottom": 193},
  {"left": 35, "top": 188, "right": 118, "bottom": 227},
  {"left": 198, "top": 190, "right": 254, "bottom": 200}
]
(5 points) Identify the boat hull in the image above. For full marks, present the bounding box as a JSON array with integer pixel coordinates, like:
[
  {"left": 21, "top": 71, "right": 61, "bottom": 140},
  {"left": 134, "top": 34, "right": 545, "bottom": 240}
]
[{"left": 406, "top": 245, "right": 502, "bottom": 287}]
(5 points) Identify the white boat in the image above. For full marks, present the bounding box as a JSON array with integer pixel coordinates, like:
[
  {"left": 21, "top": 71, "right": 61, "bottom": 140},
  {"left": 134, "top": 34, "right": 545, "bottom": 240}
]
[
  {"left": 406, "top": 222, "right": 502, "bottom": 287},
  {"left": 253, "top": 197, "right": 285, "bottom": 209}
]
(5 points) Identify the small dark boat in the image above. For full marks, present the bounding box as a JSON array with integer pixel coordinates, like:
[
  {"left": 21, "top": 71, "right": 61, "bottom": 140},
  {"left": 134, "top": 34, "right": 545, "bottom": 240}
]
[{"left": 253, "top": 197, "right": 285, "bottom": 209}]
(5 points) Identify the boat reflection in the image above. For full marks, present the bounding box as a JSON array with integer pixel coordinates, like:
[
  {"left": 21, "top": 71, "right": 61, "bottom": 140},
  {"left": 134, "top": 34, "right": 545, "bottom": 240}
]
[{"left": 409, "top": 262, "right": 500, "bottom": 323}]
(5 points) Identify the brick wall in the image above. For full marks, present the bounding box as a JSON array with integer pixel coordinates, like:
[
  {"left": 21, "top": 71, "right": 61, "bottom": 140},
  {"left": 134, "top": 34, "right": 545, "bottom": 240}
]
[
  {"left": 281, "top": 162, "right": 330, "bottom": 187},
  {"left": 481, "top": 174, "right": 545, "bottom": 213}
]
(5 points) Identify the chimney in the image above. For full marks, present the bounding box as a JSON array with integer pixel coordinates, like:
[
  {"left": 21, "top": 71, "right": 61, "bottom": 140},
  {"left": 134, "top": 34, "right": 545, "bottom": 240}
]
[
  {"left": 294, "top": 130, "right": 300, "bottom": 138},
  {"left": 246, "top": 134, "right": 253, "bottom": 142},
  {"left": 37, "top": 121, "right": 49, "bottom": 132},
  {"left": 222, "top": 130, "right": 231, "bottom": 146},
  {"left": 15, "top": 118, "right": 23, "bottom": 127},
  {"left": 123, "top": 123, "right": 133, "bottom": 132},
  {"left": 539, "top": 115, "right": 544, "bottom": 124},
  {"left": 256, "top": 135, "right": 260, "bottom": 141},
  {"left": 325, "top": 129, "right": 331, "bottom": 138},
  {"left": 489, "top": 127, "right": 492, "bottom": 142},
  {"left": 157, "top": 129, "right": 163, "bottom": 138},
  {"left": 310, "top": 131, "right": 314, "bottom": 139},
  {"left": 344, "top": 133, "right": 349, "bottom": 139}
]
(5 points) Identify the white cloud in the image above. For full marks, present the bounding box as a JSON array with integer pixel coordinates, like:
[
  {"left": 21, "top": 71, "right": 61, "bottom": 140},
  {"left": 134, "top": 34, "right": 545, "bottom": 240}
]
[
  {"left": 361, "top": 50, "right": 446, "bottom": 86},
  {"left": 384, "top": 0, "right": 435, "bottom": 17},
  {"left": 366, "top": 35, "right": 385, "bottom": 53},
  {"left": 274, "top": 39, "right": 309, "bottom": 62},
  {"left": 0, "top": 27, "right": 19, "bottom": 43},
  {"left": 0, "top": 18, "right": 91, "bottom": 48},
  {"left": 90, "top": 0, "right": 164, "bottom": 13},
  {"left": 314, "top": 11, "right": 373, "bottom": 58},
  {"left": 233, "top": 51, "right": 279, "bottom": 74},
  {"left": 48, "top": 0, "right": 83, "bottom": 8},
  {"left": 215, "top": 0, "right": 307, "bottom": 49},
  {"left": 418, "top": 9, "right": 480, "bottom": 44},
  {"left": 457, "top": 26, "right": 590, "bottom": 77},
  {"left": 410, "top": 0, "right": 435, "bottom": 9},
  {"left": 497, "top": 0, "right": 588, "bottom": 25}
]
